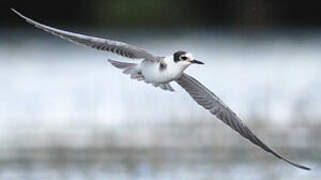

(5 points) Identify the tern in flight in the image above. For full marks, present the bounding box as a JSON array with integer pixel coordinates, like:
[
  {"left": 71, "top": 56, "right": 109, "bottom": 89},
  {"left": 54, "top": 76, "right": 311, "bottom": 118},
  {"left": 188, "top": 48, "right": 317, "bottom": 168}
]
[{"left": 12, "top": 9, "right": 310, "bottom": 170}]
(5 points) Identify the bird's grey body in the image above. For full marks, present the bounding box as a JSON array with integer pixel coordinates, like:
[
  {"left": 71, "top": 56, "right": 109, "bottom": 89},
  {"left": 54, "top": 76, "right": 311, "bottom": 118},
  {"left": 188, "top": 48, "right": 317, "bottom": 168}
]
[{"left": 12, "top": 9, "right": 310, "bottom": 170}]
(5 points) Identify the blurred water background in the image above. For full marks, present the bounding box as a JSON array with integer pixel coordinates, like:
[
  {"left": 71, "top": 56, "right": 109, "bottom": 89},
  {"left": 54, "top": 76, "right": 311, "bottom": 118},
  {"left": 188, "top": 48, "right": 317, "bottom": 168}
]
[
  {"left": 2, "top": 0, "right": 321, "bottom": 179},
  {"left": 1, "top": 28, "right": 320, "bottom": 179}
]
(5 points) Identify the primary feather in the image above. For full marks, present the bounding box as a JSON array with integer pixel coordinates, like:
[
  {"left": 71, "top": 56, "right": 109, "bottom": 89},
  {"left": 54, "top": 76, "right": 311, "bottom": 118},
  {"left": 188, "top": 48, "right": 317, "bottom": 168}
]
[
  {"left": 176, "top": 73, "right": 310, "bottom": 170},
  {"left": 11, "top": 9, "right": 156, "bottom": 61}
]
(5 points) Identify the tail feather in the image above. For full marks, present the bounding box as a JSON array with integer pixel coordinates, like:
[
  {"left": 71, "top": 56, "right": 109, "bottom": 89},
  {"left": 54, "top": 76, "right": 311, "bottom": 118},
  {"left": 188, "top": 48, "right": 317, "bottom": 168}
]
[
  {"left": 107, "top": 59, "right": 175, "bottom": 92},
  {"left": 108, "top": 59, "right": 143, "bottom": 81},
  {"left": 108, "top": 59, "right": 136, "bottom": 69}
]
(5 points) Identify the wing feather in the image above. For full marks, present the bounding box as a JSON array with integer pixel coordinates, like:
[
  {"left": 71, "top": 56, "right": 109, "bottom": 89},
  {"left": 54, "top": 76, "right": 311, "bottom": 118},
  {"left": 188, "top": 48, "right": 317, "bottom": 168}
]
[
  {"left": 11, "top": 9, "right": 156, "bottom": 60},
  {"left": 176, "top": 73, "right": 310, "bottom": 170}
]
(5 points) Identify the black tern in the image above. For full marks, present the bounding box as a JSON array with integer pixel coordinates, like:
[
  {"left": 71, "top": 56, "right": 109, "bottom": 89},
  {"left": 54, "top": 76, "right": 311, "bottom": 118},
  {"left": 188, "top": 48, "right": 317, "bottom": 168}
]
[{"left": 11, "top": 9, "right": 310, "bottom": 170}]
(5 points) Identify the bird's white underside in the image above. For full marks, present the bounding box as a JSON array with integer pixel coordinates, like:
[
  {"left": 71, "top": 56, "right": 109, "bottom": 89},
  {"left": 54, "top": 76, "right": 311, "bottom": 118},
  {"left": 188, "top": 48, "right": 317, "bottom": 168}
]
[{"left": 140, "top": 56, "right": 191, "bottom": 83}]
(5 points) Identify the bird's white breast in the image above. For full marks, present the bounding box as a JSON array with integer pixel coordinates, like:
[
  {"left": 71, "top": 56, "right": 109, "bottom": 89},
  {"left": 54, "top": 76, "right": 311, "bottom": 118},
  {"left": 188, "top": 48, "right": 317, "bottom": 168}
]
[{"left": 140, "top": 57, "right": 187, "bottom": 83}]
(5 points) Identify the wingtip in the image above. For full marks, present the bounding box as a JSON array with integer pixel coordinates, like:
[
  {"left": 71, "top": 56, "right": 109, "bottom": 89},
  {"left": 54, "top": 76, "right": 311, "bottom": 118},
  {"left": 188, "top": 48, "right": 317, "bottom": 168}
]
[
  {"left": 281, "top": 157, "right": 311, "bottom": 171},
  {"left": 11, "top": 8, "right": 23, "bottom": 17},
  {"left": 300, "top": 165, "right": 311, "bottom": 171},
  {"left": 294, "top": 163, "right": 311, "bottom": 171},
  {"left": 11, "top": 8, "right": 18, "bottom": 14}
]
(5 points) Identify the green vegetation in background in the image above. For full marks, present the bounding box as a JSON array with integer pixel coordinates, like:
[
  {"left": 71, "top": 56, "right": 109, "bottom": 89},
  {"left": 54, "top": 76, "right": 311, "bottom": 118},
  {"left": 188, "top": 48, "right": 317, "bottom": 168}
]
[{"left": 94, "top": 0, "right": 191, "bottom": 27}]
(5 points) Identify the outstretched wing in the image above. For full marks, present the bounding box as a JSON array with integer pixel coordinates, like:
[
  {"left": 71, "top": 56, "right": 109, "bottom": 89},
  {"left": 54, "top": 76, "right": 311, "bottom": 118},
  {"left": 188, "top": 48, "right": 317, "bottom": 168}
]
[
  {"left": 176, "top": 73, "right": 310, "bottom": 170},
  {"left": 11, "top": 9, "right": 157, "bottom": 61}
]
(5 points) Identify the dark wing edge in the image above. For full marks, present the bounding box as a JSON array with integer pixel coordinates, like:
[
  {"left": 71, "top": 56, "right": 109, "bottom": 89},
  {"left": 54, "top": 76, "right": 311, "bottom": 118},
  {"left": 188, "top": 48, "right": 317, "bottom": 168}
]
[
  {"left": 11, "top": 8, "right": 156, "bottom": 60},
  {"left": 176, "top": 73, "right": 310, "bottom": 171}
]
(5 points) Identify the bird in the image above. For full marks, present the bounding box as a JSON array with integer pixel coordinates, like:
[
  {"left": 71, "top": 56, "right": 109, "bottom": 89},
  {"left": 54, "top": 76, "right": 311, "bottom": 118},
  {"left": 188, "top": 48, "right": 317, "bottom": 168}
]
[{"left": 11, "top": 9, "right": 310, "bottom": 171}]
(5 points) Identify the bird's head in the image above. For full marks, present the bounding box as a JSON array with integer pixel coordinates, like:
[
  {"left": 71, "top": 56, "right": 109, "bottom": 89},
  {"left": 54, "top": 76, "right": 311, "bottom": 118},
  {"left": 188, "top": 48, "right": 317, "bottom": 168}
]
[{"left": 173, "top": 51, "right": 204, "bottom": 69}]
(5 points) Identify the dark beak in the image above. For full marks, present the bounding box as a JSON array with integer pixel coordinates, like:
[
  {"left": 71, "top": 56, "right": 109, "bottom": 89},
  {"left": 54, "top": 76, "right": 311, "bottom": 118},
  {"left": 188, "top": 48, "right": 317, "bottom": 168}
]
[{"left": 190, "top": 59, "right": 204, "bottom": 64}]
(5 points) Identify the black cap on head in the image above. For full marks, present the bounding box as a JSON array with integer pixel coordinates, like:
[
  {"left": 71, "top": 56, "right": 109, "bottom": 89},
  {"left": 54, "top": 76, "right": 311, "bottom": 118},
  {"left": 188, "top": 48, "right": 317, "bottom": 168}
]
[{"left": 174, "top": 51, "right": 187, "bottom": 62}]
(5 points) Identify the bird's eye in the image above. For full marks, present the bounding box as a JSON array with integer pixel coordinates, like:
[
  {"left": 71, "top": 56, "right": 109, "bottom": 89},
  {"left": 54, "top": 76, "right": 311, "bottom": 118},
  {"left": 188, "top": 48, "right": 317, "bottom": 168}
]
[{"left": 181, "top": 56, "right": 187, "bottom": 60}]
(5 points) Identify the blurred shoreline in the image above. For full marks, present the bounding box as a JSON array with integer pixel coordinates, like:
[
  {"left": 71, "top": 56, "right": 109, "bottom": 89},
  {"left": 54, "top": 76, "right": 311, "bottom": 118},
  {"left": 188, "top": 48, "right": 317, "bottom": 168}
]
[{"left": 1, "top": 120, "right": 319, "bottom": 161}]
